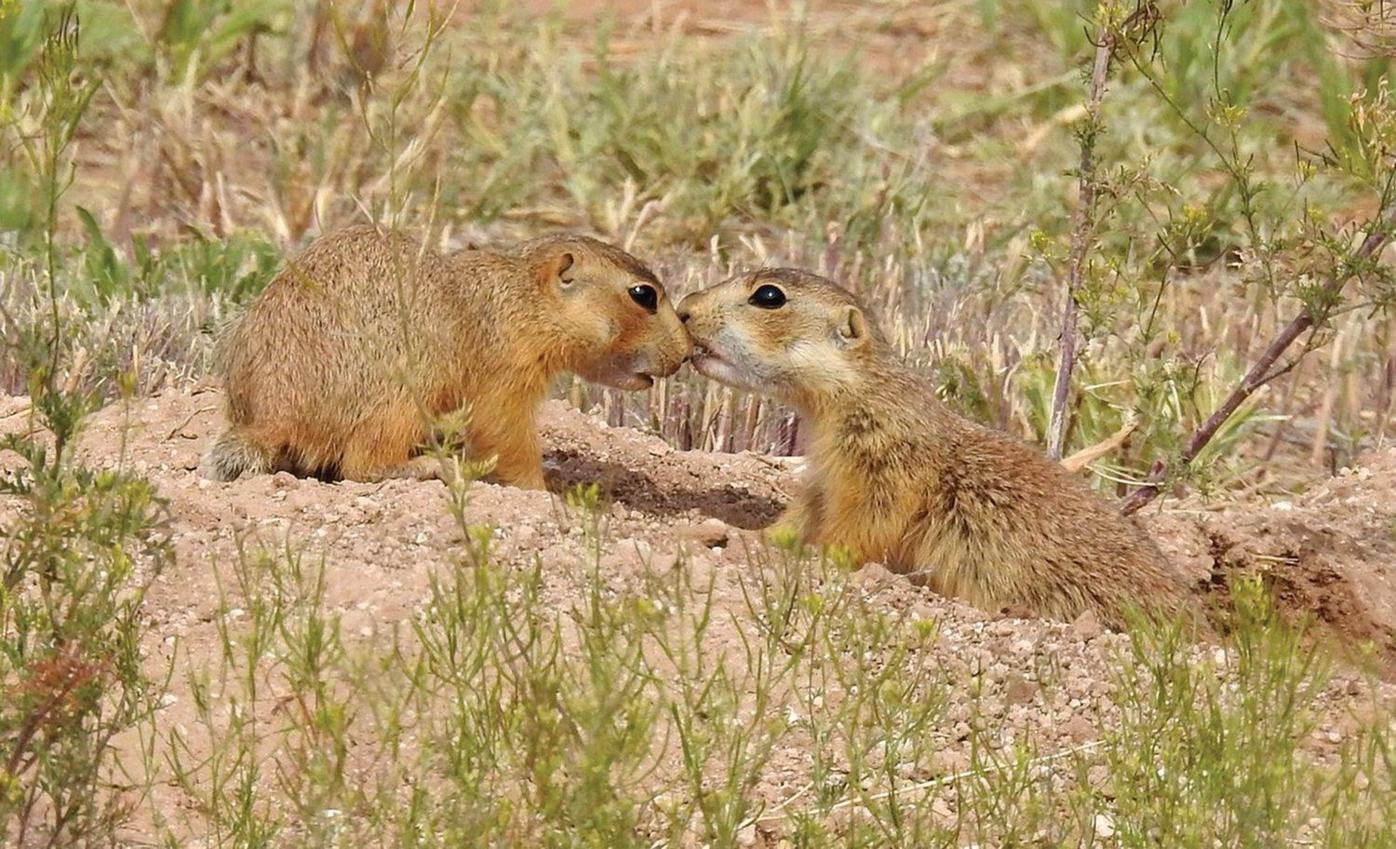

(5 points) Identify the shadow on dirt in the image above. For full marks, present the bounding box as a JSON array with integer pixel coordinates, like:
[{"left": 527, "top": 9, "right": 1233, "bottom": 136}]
[{"left": 544, "top": 451, "right": 784, "bottom": 529}]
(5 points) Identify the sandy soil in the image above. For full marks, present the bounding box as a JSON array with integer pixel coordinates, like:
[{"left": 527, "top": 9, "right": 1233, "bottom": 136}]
[{"left": 3, "top": 387, "right": 1396, "bottom": 840}]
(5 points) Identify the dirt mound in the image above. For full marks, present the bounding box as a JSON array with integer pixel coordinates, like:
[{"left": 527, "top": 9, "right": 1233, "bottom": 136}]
[
  {"left": 1148, "top": 457, "right": 1396, "bottom": 667},
  {"left": 4, "top": 387, "right": 1396, "bottom": 841},
  {"left": 6, "top": 386, "right": 1396, "bottom": 663},
  {"left": 0, "top": 387, "right": 795, "bottom": 642},
  {"left": 6, "top": 387, "right": 1396, "bottom": 663}
]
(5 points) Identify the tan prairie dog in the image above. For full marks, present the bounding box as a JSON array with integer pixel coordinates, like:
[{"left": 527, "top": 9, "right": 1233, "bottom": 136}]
[
  {"left": 677, "top": 269, "right": 1191, "bottom": 626},
  {"left": 203, "top": 225, "right": 690, "bottom": 487}
]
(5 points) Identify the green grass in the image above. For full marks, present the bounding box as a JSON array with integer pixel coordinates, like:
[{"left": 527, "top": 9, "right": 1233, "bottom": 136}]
[
  {"left": 8, "top": 432, "right": 1390, "bottom": 846},
  {"left": 3, "top": 0, "right": 1392, "bottom": 490},
  {"left": 1, "top": 379, "right": 1393, "bottom": 846},
  {"left": 5, "top": 0, "right": 1396, "bottom": 843},
  {"left": 0, "top": 388, "right": 172, "bottom": 846}
]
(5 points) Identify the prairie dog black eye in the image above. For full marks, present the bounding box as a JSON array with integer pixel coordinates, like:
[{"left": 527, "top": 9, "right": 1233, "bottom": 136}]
[
  {"left": 748, "top": 284, "right": 786, "bottom": 309},
  {"left": 628, "top": 284, "right": 658, "bottom": 313}
]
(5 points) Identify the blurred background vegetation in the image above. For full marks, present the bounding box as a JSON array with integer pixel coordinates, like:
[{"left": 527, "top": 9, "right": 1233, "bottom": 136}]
[
  {"left": 6, "top": 3, "right": 1396, "bottom": 847},
  {"left": 3, "top": 0, "right": 1396, "bottom": 500}
]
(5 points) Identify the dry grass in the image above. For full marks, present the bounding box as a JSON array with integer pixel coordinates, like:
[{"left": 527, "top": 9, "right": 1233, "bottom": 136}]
[
  {"left": 4, "top": 5, "right": 1396, "bottom": 840},
  {"left": 3, "top": 0, "right": 1394, "bottom": 499}
]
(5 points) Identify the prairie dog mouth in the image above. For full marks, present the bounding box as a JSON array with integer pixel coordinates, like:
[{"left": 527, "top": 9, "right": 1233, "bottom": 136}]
[
  {"left": 689, "top": 339, "right": 729, "bottom": 363},
  {"left": 688, "top": 340, "right": 755, "bottom": 389},
  {"left": 688, "top": 339, "right": 724, "bottom": 368},
  {"left": 580, "top": 363, "right": 656, "bottom": 391},
  {"left": 605, "top": 371, "right": 654, "bottom": 391}
]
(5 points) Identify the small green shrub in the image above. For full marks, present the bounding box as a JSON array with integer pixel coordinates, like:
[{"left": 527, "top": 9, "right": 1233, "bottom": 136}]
[{"left": 0, "top": 383, "right": 171, "bottom": 846}]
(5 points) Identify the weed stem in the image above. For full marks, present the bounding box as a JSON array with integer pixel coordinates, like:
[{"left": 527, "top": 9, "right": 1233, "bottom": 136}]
[{"left": 1046, "top": 27, "right": 1116, "bottom": 460}]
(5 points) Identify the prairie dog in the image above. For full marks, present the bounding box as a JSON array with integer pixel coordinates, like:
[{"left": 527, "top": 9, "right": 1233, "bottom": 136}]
[
  {"left": 677, "top": 268, "right": 1189, "bottom": 626},
  {"left": 204, "top": 225, "right": 689, "bottom": 488}
]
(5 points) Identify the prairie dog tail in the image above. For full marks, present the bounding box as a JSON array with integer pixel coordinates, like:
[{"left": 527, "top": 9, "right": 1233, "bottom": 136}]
[{"left": 201, "top": 428, "right": 274, "bottom": 481}]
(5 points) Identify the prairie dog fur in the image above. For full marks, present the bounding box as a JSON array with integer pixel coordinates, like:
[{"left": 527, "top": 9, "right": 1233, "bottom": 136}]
[
  {"left": 677, "top": 268, "right": 1189, "bottom": 626},
  {"left": 204, "top": 225, "right": 689, "bottom": 488}
]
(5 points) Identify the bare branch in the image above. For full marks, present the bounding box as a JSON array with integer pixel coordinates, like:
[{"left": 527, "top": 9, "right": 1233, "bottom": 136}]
[
  {"left": 1046, "top": 28, "right": 1117, "bottom": 460},
  {"left": 1121, "top": 203, "right": 1396, "bottom": 514}
]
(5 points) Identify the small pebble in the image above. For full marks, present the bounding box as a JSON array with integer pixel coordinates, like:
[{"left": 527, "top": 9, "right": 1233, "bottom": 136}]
[
  {"left": 1093, "top": 813, "right": 1116, "bottom": 839},
  {"left": 1071, "top": 609, "right": 1103, "bottom": 642},
  {"left": 675, "top": 518, "right": 731, "bottom": 548},
  {"left": 1003, "top": 673, "right": 1038, "bottom": 706},
  {"left": 1063, "top": 714, "right": 1097, "bottom": 743}
]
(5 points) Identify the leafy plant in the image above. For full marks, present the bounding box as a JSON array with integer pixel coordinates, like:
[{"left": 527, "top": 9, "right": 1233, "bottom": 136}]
[{"left": 0, "top": 368, "right": 171, "bottom": 845}]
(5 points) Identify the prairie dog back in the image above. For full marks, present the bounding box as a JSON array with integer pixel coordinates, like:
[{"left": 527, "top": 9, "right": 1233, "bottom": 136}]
[{"left": 205, "top": 225, "right": 690, "bottom": 487}]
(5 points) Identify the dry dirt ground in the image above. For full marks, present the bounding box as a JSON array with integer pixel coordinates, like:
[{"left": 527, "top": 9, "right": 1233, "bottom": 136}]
[{"left": 3, "top": 387, "right": 1396, "bottom": 838}]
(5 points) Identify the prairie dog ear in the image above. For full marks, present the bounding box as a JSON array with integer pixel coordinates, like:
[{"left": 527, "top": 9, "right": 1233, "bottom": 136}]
[
  {"left": 836, "top": 305, "right": 868, "bottom": 348},
  {"left": 539, "top": 251, "right": 576, "bottom": 289}
]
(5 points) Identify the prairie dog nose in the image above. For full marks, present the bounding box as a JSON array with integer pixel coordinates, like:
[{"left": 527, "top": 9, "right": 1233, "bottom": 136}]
[{"left": 676, "top": 293, "right": 698, "bottom": 323}]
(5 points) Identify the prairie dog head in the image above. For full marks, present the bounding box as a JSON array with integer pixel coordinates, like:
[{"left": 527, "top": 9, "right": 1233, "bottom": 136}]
[
  {"left": 526, "top": 236, "right": 690, "bottom": 390},
  {"left": 676, "top": 268, "right": 887, "bottom": 409}
]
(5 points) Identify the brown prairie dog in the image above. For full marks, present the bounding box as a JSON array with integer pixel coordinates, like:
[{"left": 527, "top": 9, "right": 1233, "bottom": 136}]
[
  {"left": 677, "top": 268, "right": 1190, "bottom": 626},
  {"left": 203, "top": 225, "right": 690, "bottom": 488}
]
